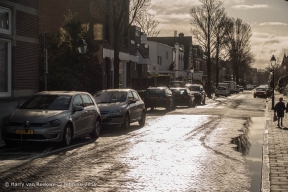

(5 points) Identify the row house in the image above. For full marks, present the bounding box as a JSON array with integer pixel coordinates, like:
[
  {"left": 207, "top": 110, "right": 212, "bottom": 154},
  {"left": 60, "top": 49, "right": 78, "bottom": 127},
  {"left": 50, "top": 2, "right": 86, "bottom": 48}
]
[
  {"left": 0, "top": 0, "right": 39, "bottom": 131},
  {"left": 147, "top": 32, "right": 194, "bottom": 82}
]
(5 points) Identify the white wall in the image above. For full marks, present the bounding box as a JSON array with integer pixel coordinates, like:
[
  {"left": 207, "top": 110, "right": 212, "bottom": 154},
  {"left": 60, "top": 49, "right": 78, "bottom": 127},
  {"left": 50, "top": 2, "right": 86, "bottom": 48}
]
[{"left": 143, "top": 40, "right": 173, "bottom": 73}]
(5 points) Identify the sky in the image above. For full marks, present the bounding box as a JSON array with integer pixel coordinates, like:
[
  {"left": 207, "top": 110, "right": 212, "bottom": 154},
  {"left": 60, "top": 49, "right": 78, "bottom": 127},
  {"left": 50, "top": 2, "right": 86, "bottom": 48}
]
[{"left": 149, "top": 0, "right": 288, "bottom": 69}]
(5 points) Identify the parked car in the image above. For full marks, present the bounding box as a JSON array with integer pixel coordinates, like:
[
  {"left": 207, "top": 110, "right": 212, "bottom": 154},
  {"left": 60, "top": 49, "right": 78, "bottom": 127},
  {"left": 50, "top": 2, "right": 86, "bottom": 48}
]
[
  {"left": 170, "top": 87, "right": 195, "bottom": 107},
  {"left": 239, "top": 86, "right": 244, "bottom": 92},
  {"left": 169, "top": 81, "right": 186, "bottom": 88},
  {"left": 215, "top": 86, "right": 229, "bottom": 97},
  {"left": 144, "top": 86, "right": 175, "bottom": 111},
  {"left": 2, "top": 91, "right": 101, "bottom": 147},
  {"left": 254, "top": 87, "right": 271, "bottom": 98},
  {"left": 93, "top": 89, "right": 146, "bottom": 129},
  {"left": 185, "top": 84, "right": 206, "bottom": 105}
]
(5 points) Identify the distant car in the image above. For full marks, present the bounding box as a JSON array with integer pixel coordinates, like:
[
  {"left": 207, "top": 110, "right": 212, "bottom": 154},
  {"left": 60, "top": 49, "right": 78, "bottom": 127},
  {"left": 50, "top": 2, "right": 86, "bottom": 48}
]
[
  {"left": 170, "top": 87, "right": 195, "bottom": 107},
  {"left": 94, "top": 89, "right": 146, "bottom": 129},
  {"left": 169, "top": 81, "right": 186, "bottom": 88},
  {"left": 254, "top": 87, "right": 271, "bottom": 98},
  {"left": 144, "top": 87, "right": 175, "bottom": 110},
  {"left": 2, "top": 91, "right": 101, "bottom": 147},
  {"left": 239, "top": 86, "right": 244, "bottom": 92},
  {"left": 215, "top": 86, "right": 229, "bottom": 97},
  {"left": 185, "top": 84, "right": 206, "bottom": 105}
]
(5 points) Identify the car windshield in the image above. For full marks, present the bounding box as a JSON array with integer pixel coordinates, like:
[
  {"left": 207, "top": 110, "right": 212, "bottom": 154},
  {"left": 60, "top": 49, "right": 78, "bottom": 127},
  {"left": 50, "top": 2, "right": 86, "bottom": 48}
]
[
  {"left": 217, "top": 87, "right": 226, "bottom": 90},
  {"left": 188, "top": 86, "right": 200, "bottom": 91},
  {"left": 20, "top": 95, "right": 72, "bottom": 110},
  {"left": 171, "top": 89, "right": 187, "bottom": 95},
  {"left": 94, "top": 91, "right": 127, "bottom": 103},
  {"left": 256, "top": 88, "right": 266, "bottom": 91},
  {"left": 145, "top": 89, "right": 164, "bottom": 95}
]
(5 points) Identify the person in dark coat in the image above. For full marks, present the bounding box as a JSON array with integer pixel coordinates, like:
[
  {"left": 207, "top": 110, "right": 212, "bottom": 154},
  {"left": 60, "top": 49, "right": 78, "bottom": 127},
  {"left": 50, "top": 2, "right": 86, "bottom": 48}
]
[{"left": 274, "top": 97, "right": 286, "bottom": 127}]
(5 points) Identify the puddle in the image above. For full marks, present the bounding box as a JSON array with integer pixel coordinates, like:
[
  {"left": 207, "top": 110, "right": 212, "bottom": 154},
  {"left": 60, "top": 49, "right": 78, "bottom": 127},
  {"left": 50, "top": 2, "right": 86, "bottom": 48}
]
[{"left": 231, "top": 117, "right": 265, "bottom": 191}]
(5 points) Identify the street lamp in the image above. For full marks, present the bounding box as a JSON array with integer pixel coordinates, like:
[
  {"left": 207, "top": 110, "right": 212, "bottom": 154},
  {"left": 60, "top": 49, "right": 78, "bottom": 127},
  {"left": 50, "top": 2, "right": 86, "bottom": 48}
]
[
  {"left": 77, "top": 38, "right": 88, "bottom": 91},
  {"left": 270, "top": 55, "right": 276, "bottom": 109},
  {"left": 190, "top": 67, "right": 194, "bottom": 83}
]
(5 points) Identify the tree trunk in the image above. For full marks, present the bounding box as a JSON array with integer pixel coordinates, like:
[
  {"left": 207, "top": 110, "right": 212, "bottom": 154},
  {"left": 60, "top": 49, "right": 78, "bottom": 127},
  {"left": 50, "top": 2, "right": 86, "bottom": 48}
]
[{"left": 114, "top": 47, "right": 120, "bottom": 89}]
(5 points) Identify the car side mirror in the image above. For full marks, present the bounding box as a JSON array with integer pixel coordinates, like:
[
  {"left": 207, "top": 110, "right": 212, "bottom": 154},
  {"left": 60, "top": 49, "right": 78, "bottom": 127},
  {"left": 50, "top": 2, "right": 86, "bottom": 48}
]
[{"left": 74, "top": 106, "right": 84, "bottom": 111}]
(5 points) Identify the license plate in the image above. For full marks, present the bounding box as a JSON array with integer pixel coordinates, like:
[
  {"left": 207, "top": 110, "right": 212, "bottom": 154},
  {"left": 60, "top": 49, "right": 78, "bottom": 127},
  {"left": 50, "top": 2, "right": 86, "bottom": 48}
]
[
  {"left": 15, "top": 129, "right": 34, "bottom": 134},
  {"left": 101, "top": 116, "right": 106, "bottom": 119}
]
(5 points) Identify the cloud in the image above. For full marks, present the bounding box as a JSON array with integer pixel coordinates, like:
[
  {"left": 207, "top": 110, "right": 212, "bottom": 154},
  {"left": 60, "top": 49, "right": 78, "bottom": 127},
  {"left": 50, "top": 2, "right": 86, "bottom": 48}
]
[
  {"left": 150, "top": 0, "right": 200, "bottom": 15},
  {"left": 232, "top": 4, "right": 269, "bottom": 10},
  {"left": 224, "top": 0, "right": 246, "bottom": 4},
  {"left": 259, "top": 22, "right": 287, "bottom": 26},
  {"left": 156, "top": 13, "right": 190, "bottom": 23},
  {"left": 250, "top": 33, "right": 288, "bottom": 69}
]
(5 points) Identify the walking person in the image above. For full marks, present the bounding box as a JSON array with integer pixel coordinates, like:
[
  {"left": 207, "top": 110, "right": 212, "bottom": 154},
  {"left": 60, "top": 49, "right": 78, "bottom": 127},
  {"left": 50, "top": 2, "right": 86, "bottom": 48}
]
[{"left": 274, "top": 97, "right": 286, "bottom": 127}]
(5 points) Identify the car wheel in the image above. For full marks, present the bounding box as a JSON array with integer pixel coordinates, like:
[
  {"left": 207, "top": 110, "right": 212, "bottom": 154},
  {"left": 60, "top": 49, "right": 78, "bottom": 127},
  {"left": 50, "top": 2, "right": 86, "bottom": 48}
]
[
  {"left": 138, "top": 111, "right": 146, "bottom": 127},
  {"left": 4, "top": 140, "right": 16, "bottom": 147},
  {"left": 121, "top": 113, "right": 130, "bottom": 129},
  {"left": 188, "top": 100, "right": 192, "bottom": 107},
  {"left": 90, "top": 119, "right": 101, "bottom": 139},
  {"left": 198, "top": 98, "right": 201, "bottom": 105},
  {"left": 166, "top": 102, "right": 171, "bottom": 111},
  {"left": 62, "top": 124, "right": 72, "bottom": 147}
]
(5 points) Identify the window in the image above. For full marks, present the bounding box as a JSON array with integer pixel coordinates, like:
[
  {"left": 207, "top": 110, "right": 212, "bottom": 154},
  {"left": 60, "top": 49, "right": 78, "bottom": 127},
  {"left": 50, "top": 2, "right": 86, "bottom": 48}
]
[
  {"left": 73, "top": 95, "right": 84, "bottom": 108},
  {"left": 157, "top": 56, "right": 162, "bottom": 65},
  {"left": 0, "top": 38, "right": 11, "bottom": 97},
  {"left": 132, "top": 91, "right": 140, "bottom": 100},
  {"left": 81, "top": 94, "right": 94, "bottom": 107},
  {"left": 0, "top": 7, "right": 11, "bottom": 34},
  {"left": 193, "top": 48, "right": 197, "bottom": 55},
  {"left": 128, "top": 91, "right": 134, "bottom": 100},
  {"left": 196, "top": 61, "right": 200, "bottom": 71}
]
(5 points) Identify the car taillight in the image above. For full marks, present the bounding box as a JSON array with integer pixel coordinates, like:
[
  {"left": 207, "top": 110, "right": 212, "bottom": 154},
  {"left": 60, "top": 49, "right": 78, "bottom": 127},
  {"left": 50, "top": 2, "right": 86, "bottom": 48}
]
[
  {"left": 183, "top": 96, "right": 189, "bottom": 100},
  {"left": 163, "top": 96, "right": 168, "bottom": 101}
]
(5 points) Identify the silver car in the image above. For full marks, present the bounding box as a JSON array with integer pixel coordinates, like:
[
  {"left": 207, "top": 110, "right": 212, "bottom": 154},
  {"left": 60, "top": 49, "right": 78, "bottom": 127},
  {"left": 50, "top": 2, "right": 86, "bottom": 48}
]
[
  {"left": 94, "top": 89, "right": 146, "bottom": 128},
  {"left": 2, "top": 91, "right": 101, "bottom": 147}
]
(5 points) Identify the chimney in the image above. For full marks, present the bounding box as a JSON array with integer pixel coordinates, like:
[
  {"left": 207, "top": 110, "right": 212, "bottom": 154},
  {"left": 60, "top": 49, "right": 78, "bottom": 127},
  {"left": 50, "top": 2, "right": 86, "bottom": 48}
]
[
  {"left": 179, "top": 32, "right": 184, "bottom": 37},
  {"left": 174, "top": 30, "right": 177, "bottom": 37}
]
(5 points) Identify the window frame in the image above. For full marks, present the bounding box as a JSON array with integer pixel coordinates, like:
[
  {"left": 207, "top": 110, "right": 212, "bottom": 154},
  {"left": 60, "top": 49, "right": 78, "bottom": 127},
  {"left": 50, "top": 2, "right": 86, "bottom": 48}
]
[
  {"left": 0, "top": 38, "right": 12, "bottom": 97},
  {"left": 0, "top": 6, "right": 11, "bottom": 35}
]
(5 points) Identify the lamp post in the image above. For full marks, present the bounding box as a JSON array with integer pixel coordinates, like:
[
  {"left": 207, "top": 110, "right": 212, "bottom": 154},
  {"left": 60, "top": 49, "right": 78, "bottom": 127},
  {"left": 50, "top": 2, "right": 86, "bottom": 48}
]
[
  {"left": 190, "top": 68, "right": 194, "bottom": 84},
  {"left": 270, "top": 55, "right": 276, "bottom": 109},
  {"left": 77, "top": 38, "right": 88, "bottom": 91}
]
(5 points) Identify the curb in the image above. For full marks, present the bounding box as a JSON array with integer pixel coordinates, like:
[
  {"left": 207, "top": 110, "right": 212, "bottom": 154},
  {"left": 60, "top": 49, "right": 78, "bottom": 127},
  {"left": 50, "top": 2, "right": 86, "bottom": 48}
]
[{"left": 261, "top": 101, "right": 270, "bottom": 192}]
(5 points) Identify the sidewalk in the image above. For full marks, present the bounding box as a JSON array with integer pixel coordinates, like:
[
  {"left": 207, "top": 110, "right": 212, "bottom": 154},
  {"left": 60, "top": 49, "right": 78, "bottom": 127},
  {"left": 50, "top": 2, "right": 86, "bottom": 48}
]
[{"left": 262, "top": 92, "right": 288, "bottom": 192}]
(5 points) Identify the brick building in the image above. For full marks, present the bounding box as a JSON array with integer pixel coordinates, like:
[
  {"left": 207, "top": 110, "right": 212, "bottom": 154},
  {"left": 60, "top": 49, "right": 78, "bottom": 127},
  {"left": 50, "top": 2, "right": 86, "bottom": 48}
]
[
  {"left": 0, "top": 0, "right": 39, "bottom": 143},
  {"left": 0, "top": 0, "right": 39, "bottom": 98}
]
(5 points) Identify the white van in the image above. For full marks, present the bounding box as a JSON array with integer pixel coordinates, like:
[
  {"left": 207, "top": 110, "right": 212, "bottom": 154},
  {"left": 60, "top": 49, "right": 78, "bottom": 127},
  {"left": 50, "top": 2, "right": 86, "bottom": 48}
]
[{"left": 218, "top": 83, "right": 231, "bottom": 95}]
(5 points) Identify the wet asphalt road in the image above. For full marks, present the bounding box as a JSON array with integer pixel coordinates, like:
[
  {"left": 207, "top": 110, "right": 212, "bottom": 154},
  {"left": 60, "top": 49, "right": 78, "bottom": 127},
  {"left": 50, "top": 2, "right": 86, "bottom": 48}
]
[{"left": 0, "top": 90, "right": 266, "bottom": 191}]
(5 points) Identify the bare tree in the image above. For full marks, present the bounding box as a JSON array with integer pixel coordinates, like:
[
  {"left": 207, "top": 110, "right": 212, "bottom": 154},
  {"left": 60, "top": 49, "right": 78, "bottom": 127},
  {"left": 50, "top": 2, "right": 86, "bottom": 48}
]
[
  {"left": 210, "top": 9, "right": 232, "bottom": 87},
  {"left": 101, "top": 0, "right": 150, "bottom": 88},
  {"left": 226, "top": 18, "right": 253, "bottom": 84},
  {"left": 133, "top": 10, "right": 160, "bottom": 37},
  {"left": 190, "top": 0, "right": 224, "bottom": 98}
]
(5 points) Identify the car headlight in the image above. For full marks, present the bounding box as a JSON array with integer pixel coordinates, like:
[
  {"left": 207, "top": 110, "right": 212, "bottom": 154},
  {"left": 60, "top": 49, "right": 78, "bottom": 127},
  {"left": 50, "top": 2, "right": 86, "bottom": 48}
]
[
  {"left": 110, "top": 109, "right": 124, "bottom": 115},
  {"left": 43, "top": 119, "right": 61, "bottom": 127},
  {"left": 3, "top": 117, "right": 10, "bottom": 126}
]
